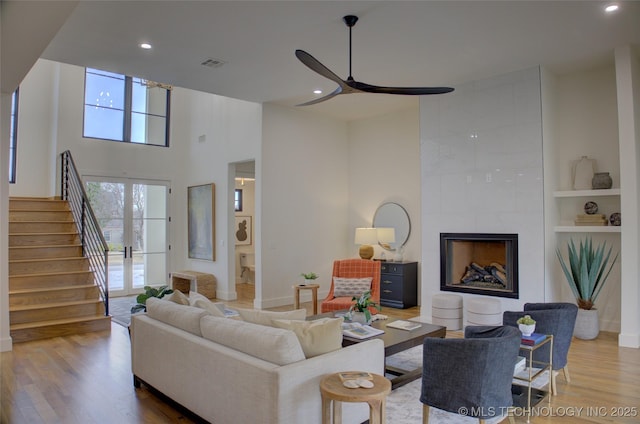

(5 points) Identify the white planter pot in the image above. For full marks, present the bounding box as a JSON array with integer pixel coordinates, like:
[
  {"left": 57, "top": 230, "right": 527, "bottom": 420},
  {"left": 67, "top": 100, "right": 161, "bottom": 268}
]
[
  {"left": 349, "top": 311, "right": 371, "bottom": 325},
  {"left": 574, "top": 308, "right": 599, "bottom": 340},
  {"left": 518, "top": 323, "right": 536, "bottom": 336}
]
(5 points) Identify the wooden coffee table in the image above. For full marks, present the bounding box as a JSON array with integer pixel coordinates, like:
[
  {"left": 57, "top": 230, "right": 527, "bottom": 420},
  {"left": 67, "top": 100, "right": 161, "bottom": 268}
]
[{"left": 341, "top": 316, "right": 446, "bottom": 389}]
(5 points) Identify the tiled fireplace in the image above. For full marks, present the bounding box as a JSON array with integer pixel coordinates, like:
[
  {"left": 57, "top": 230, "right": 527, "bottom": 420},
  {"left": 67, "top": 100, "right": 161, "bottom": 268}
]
[{"left": 440, "top": 233, "right": 519, "bottom": 299}]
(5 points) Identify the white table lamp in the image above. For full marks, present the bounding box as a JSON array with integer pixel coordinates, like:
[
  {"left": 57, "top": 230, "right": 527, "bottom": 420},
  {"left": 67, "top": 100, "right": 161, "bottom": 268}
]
[{"left": 355, "top": 228, "right": 378, "bottom": 260}]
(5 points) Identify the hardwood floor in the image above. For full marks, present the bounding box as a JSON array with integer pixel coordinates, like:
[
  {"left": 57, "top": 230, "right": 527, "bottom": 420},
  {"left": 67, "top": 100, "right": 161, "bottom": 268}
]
[{"left": 2, "top": 293, "right": 639, "bottom": 423}]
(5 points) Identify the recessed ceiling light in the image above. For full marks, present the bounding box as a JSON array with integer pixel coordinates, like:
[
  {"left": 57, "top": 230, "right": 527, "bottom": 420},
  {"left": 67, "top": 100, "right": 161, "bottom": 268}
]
[
  {"left": 605, "top": 3, "right": 619, "bottom": 13},
  {"left": 139, "top": 43, "right": 152, "bottom": 50},
  {"left": 313, "top": 89, "right": 322, "bottom": 94}
]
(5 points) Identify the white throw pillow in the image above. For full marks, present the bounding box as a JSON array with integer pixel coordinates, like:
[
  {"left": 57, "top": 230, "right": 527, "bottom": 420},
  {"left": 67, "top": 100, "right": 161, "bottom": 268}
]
[
  {"left": 201, "top": 316, "right": 305, "bottom": 366},
  {"left": 333, "top": 277, "right": 372, "bottom": 298},
  {"left": 236, "top": 308, "right": 307, "bottom": 327},
  {"left": 272, "top": 318, "right": 343, "bottom": 358},
  {"left": 146, "top": 297, "right": 209, "bottom": 336},
  {"left": 163, "top": 290, "right": 190, "bottom": 305},
  {"left": 189, "top": 291, "right": 226, "bottom": 317}
]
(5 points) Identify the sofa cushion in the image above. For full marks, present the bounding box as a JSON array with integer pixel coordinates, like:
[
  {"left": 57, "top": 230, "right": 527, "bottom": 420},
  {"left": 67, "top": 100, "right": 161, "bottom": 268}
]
[
  {"left": 146, "top": 297, "right": 209, "bottom": 336},
  {"left": 200, "top": 315, "right": 305, "bottom": 365},
  {"left": 333, "top": 277, "right": 372, "bottom": 298},
  {"left": 272, "top": 317, "right": 343, "bottom": 358},
  {"left": 236, "top": 308, "right": 307, "bottom": 327},
  {"left": 189, "top": 291, "right": 226, "bottom": 317},
  {"left": 164, "top": 290, "right": 190, "bottom": 305}
]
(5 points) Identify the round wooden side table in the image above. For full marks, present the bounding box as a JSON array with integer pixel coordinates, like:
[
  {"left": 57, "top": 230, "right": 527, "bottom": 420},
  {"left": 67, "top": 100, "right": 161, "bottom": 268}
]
[
  {"left": 293, "top": 284, "right": 319, "bottom": 315},
  {"left": 320, "top": 372, "right": 391, "bottom": 424}
]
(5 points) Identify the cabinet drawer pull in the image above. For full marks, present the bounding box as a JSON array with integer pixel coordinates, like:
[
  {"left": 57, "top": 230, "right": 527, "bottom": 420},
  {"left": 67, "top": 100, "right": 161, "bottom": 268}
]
[
  {"left": 382, "top": 280, "right": 393, "bottom": 284},
  {"left": 383, "top": 289, "right": 393, "bottom": 293}
]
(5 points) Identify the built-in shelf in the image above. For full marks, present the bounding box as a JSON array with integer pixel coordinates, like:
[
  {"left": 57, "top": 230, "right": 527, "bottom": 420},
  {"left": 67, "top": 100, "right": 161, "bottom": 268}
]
[
  {"left": 553, "top": 188, "right": 620, "bottom": 197},
  {"left": 554, "top": 225, "right": 621, "bottom": 233}
]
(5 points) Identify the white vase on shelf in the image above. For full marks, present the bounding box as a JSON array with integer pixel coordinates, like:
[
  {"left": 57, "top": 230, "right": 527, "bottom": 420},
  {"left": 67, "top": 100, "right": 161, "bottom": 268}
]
[{"left": 573, "top": 156, "right": 595, "bottom": 190}]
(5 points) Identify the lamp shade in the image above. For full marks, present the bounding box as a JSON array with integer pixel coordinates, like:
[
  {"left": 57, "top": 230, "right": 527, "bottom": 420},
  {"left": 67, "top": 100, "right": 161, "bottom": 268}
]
[
  {"left": 376, "top": 227, "right": 396, "bottom": 244},
  {"left": 355, "top": 228, "right": 378, "bottom": 245},
  {"left": 355, "top": 227, "right": 377, "bottom": 260}
]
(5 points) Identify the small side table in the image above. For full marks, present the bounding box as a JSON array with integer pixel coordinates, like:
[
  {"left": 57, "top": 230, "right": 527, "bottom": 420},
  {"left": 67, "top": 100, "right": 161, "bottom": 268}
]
[
  {"left": 293, "top": 284, "right": 319, "bottom": 315},
  {"left": 320, "top": 372, "right": 391, "bottom": 424},
  {"left": 512, "top": 334, "right": 553, "bottom": 423}
]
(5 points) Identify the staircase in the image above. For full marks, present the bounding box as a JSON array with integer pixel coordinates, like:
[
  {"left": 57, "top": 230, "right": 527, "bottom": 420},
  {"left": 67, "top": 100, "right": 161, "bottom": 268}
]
[{"left": 8, "top": 197, "right": 111, "bottom": 343}]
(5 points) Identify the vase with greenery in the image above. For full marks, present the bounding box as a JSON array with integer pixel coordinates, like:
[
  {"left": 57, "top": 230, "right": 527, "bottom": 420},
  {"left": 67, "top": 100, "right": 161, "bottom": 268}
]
[
  {"left": 347, "top": 290, "right": 381, "bottom": 325},
  {"left": 131, "top": 285, "right": 174, "bottom": 314},
  {"left": 300, "top": 272, "right": 318, "bottom": 285},
  {"left": 556, "top": 237, "right": 618, "bottom": 339}
]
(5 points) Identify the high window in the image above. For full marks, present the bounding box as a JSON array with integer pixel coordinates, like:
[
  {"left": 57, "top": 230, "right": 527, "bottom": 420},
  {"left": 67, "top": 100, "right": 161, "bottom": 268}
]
[
  {"left": 83, "top": 68, "right": 170, "bottom": 146},
  {"left": 9, "top": 88, "right": 19, "bottom": 183}
]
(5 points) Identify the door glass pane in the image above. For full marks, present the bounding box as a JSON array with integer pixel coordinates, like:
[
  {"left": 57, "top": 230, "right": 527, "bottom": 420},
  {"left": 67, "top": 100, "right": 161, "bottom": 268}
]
[
  {"left": 86, "top": 181, "right": 125, "bottom": 292},
  {"left": 131, "top": 183, "right": 167, "bottom": 289}
]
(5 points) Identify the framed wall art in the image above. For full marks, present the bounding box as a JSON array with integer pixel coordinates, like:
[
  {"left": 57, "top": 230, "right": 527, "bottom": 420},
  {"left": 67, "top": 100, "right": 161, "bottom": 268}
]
[
  {"left": 235, "top": 216, "right": 252, "bottom": 245},
  {"left": 188, "top": 183, "right": 215, "bottom": 261}
]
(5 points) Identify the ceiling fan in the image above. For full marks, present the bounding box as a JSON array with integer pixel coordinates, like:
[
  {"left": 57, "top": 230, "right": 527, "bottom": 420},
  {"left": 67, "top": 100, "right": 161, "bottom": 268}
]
[{"left": 295, "top": 15, "right": 454, "bottom": 106}]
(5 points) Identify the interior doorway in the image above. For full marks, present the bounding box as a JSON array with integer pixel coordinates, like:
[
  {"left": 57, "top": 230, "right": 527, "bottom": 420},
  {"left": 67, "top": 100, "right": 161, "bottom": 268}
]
[{"left": 233, "top": 160, "right": 255, "bottom": 304}]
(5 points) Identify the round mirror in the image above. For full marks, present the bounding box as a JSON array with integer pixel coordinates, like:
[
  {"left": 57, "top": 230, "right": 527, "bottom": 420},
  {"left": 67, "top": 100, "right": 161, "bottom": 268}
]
[{"left": 373, "top": 202, "right": 411, "bottom": 250}]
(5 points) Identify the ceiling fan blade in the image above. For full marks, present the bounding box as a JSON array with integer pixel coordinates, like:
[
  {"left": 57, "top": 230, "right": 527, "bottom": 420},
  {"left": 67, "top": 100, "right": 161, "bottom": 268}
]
[
  {"left": 347, "top": 80, "right": 454, "bottom": 95},
  {"left": 296, "top": 86, "right": 343, "bottom": 106},
  {"left": 295, "top": 50, "right": 346, "bottom": 86}
]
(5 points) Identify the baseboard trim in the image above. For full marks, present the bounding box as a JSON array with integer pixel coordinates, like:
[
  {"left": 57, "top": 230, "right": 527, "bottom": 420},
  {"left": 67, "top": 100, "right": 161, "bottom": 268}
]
[
  {"left": 1, "top": 336, "right": 13, "bottom": 352},
  {"left": 618, "top": 332, "right": 640, "bottom": 348}
]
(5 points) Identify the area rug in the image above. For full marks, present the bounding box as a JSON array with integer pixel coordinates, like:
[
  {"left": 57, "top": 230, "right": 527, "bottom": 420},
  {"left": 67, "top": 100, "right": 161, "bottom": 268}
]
[
  {"left": 109, "top": 295, "right": 137, "bottom": 327},
  {"left": 384, "top": 345, "right": 550, "bottom": 423}
]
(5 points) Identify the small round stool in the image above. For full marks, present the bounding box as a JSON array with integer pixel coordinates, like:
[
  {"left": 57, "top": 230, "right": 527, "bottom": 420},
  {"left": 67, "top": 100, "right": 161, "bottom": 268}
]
[
  {"left": 320, "top": 372, "right": 391, "bottom": 424},
  {"left": 432, "top": 294, "right": 463, "bottom": 330},
  {"left": 466, "top": 297, "right": 502, "bottom": 326}
]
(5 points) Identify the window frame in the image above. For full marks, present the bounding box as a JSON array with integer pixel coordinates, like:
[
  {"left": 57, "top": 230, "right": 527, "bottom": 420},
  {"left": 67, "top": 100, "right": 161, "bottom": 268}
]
[
  {"left": 9, "top": 88, "right": 19, "bottom": 183},
  {"left": 82, "top": 68, "right": 171, "bottom": 147},
  {"left": 235, "top": 189, "right": 243, "bottom": 212}
]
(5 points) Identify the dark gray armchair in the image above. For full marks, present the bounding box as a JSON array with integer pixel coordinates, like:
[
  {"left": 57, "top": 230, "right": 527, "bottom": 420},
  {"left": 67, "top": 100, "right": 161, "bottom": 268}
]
[
  {"left": 503, "top": 302, "right": 578, "bottom": 395},
  {"left": 420, "top": 326, "right": 520, "bottom": 424}
]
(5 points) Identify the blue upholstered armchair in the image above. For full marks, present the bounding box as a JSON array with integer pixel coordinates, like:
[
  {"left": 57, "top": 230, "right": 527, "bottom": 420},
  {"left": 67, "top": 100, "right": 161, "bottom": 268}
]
[
  {"left": 420, "top": 326, "right": 520, "bottom": 424},
  {"left": 503, "top": 302, "right": 578, "bottom": 395}
]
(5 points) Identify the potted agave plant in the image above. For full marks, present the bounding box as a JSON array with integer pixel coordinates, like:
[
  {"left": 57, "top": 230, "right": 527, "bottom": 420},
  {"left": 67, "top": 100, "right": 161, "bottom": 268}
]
[
  {"left": 556, "top": 237, "right": 618, "bottom": 340},
  {"left": 347, "top": 290, "right": 381, "bottom": 325}
]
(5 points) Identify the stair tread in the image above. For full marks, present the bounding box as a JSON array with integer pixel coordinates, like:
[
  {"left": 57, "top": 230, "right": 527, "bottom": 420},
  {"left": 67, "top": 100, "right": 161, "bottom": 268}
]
[
  {"left": 10, "top": 299, "right": 103, "bottom": 312},
  {"left": 10, "top": 284, "right": 97, "bottom": 295},
  {"left": 10, "top": 232, "right": 78, "bottom": 236},
  {"left": 10, "top": 256, "right": 86, "bottom": 263},
  {"left": 10, "top": 315, "right": 110, "bottom": 330},
  {"left": 10, "top": 270, "right": 92, "bottom": 277},
  {"left": 10, "top": 244, "right": 82, "bottom": 249}
]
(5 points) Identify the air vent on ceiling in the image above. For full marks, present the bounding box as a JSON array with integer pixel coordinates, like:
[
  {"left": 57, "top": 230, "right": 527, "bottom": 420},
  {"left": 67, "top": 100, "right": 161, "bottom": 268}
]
[{"left": 201, "top": 58, "right": 226, "bottom": 68}]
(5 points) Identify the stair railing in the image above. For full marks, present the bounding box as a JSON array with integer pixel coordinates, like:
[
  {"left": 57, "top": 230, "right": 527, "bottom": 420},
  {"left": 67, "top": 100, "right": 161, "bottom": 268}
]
[{"left": 61, "top": 150, "right": 109, "bottom": 315}]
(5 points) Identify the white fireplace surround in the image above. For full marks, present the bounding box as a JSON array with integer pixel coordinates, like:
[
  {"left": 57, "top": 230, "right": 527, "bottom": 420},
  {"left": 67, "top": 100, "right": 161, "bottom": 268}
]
[{"left": 420, "top": 67, "right": 546, "bottom": 321}]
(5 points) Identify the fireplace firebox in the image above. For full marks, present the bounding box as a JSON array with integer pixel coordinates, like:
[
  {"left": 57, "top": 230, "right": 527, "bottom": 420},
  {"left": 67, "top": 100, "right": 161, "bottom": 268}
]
[{"left": 440, "top": 233, "right": 519, "bottom": 299}]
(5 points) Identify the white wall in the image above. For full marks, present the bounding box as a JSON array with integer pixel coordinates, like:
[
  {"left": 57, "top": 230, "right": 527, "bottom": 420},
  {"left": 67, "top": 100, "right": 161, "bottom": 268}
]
[
  {"left": 420, "top": 67, "right": 546, "bottom": 321},
  {"left": 261, "top": 104, "right": 349, "bottom": 308},
  {"left": 347, "top": 105, "right": 421, "bottom": 265},
  {"left": 616, "top": 45, "right": 640, "bottom": 348}
]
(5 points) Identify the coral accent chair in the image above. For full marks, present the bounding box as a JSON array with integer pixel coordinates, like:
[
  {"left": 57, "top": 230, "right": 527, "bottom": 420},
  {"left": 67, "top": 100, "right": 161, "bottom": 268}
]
[{"left": 320, "top": 259, "right": 381, "bottom": 314}]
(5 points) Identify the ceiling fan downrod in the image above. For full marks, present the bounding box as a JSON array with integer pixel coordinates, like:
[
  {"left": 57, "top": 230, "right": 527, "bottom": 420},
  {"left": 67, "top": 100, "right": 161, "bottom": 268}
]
[{"left": 343, "top": 15, "right": 358, "bottom": 82}]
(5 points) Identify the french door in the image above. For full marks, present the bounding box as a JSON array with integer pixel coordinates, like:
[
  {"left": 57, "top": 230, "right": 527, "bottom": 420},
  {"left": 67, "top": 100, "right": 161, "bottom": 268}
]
[{"left": 85, "top": 177, "right": 170, "bottom": 297}]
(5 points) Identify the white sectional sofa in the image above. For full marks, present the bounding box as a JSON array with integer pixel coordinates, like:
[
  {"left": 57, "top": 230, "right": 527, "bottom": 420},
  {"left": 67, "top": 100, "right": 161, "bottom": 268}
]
[{"left": 130, "top": 298, "right": 385, "bottom": 424}]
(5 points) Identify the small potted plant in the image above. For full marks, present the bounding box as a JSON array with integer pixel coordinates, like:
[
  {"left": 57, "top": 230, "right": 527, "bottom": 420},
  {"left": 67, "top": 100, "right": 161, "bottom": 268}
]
[
  {"left": 130, "top": 285, "right": 174, "bottom": 314},
  {"left": 516, "top": 314, "right": 536, "bottom": 336},
  {"left": 347, "top": 290, "right": 381, "bottom": 325},
  {"left": 300, "top": 272, "right": 318, "bottom": 286}
]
